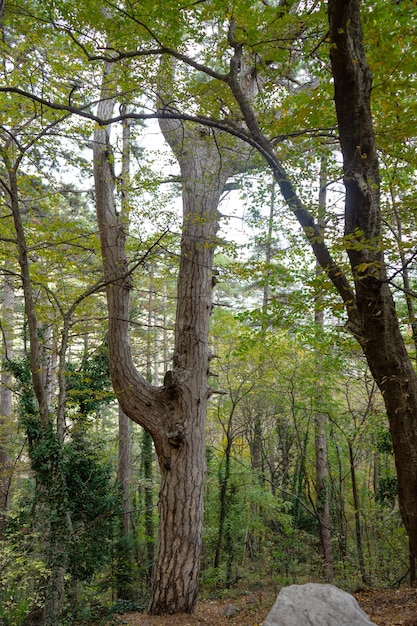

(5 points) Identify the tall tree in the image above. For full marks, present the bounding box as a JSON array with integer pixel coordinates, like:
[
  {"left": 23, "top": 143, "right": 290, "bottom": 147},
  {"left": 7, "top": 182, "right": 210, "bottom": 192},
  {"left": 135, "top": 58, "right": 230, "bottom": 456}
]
[
  {"left": 2, "top": 147, "right": 72, "bottom": 625},
  {"left": 3, "top": 0, "right": 417, "bottom": 600},
  {"left": 313, "top": 159, "right": 334, "bottom": 582},
  {"left": 326, "top": 0, "right": 417, "bottom": 558},
  {"left": 93, "top": 56, "right": 249, "bottom": 610},
  {"left": 116, "top": 103, "right": 135, "bottom": 601},
  {"left": 193, "top": 0, "right": 417, "bottom": 559}
]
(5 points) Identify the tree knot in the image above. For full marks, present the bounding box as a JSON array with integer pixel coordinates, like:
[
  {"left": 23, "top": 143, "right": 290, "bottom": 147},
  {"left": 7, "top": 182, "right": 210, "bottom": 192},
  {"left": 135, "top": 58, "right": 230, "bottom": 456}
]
[{"left": 167, "top": 423, "right": 186, "bottom": 448}]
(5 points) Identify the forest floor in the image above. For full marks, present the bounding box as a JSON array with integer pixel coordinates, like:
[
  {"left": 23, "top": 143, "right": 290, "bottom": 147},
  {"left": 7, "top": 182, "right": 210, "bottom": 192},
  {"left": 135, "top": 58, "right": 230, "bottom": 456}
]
[{"left": 115, "top": 587, "right": 417, "bottom": 626}]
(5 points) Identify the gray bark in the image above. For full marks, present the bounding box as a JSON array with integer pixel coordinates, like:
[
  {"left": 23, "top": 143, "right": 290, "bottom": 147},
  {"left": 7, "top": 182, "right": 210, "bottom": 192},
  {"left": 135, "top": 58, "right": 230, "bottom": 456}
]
[
  {"left": 93, "top": 65, "right": 249, "bottom": 611},
  {"left": 118, "top": 405, "right": 131, "bottom": 537},
  {"left": 149, "top": 118, "right": 248, "bottom": 613}
]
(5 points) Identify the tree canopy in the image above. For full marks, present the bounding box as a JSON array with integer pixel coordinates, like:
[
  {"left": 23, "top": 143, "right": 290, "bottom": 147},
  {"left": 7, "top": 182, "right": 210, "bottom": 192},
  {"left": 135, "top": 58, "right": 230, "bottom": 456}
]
[{"left": 1, "top": 0, "right": 417, "bottom": 621}]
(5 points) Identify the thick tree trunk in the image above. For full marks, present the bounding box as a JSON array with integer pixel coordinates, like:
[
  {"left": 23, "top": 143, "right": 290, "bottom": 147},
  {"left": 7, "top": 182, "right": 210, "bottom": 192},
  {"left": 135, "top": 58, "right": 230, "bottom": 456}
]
[
  {"left": 149, "top": 119, "right": 245, "bottom": 613},
  {"left": 93, "top": 66, "right": 246, "bottom": 611},
  {"left": 328, "top": 0, "right": 417, "bottom": 559}
]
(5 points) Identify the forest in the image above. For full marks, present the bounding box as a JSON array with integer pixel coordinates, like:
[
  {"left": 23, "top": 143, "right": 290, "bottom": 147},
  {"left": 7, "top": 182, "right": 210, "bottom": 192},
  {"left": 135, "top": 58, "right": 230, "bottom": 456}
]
[{"left": 0, "top": 0, "right": 417, "bottom": 624}]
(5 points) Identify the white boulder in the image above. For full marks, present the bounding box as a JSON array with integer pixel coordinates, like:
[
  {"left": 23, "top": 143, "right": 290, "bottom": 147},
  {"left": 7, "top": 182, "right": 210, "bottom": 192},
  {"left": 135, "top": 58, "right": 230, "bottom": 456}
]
[{"left": 263, "top": 583, "right": 376, "bottom": 626}]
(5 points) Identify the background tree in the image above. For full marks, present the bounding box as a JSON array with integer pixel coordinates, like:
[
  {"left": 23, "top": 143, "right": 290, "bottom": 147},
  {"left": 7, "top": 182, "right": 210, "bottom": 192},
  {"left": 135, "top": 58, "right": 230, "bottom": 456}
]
[{"left": 0, "top": 275, "right": 14, "bottom": 534}]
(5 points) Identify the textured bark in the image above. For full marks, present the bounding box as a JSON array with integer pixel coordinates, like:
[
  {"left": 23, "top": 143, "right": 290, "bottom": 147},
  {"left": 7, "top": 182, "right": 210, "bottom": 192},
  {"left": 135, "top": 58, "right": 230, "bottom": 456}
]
[
  {"left": 93, "top": 64, "right": 247, "bottom": 611},
  {"left": 116, "top": 102, "right": 134, "bottom": 601},
  {"left": 214, "top": 438, "right": 232, "bottom": 570},
  {"left": 118, "top": 405, "right": 131, "bottom": 537},
  {"left": 328, "top": 0, "right": 417, "bottom": 557},
  {"left": 149, "top": 119, "right": 246, "bottom": 613},
  {"left": 315, "top": 419, "right": 333, "bottom": 581},
  {"left": 116, "top": 405, "right": 134, "bottom": 601},
  {"left": 141, "top": 428, "right": 155, "bottom": 579},
  {"left": 8, "top": 166, "right": 49, "bottom": 425},
  {"left": 348, "top": 442, "right": 370, "bottom": 586}
]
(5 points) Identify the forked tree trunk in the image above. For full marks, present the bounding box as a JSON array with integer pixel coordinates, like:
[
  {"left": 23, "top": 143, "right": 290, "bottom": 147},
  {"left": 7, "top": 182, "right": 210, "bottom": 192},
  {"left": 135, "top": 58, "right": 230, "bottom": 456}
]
[{"left": 93, "top": 65, "right": 248, "bottom": 611}]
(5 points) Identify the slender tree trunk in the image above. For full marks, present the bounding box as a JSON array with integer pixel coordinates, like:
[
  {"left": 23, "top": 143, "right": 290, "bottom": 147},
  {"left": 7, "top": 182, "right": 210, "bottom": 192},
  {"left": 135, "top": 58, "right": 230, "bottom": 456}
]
[
  {"left": 118, "top": 406, "right": 131, "bottom": 537},
  {"left": 141, "top": 428, "right": 155, "bottom": 579},
  {"left": 225, "top": 0, "right": 417, "bottom": 557},
  {"left": 348, "top": 442, "right": 370, "bottom": 586},
  {"left": 6, "top": 158, "right": 71, "bottom": 625},
  {"left": 314, "top": 159, "right": 334, "bottom": 582},
  {"left": 390, "top": 185, "right": 417, "bottom": 363},
  {"left": 392, "top": 188, "right": 417, "bottom": 587},
  {"left": 0, "top": 274, "right": 14, "bottom": 534},
  {"left": 116, "top": 404, "right": 134, "bottom": 601},
  {"left": 214, "top": 440, "right": 232, "bottom": 569},
  {"left": 315, "top": 414, "right": 333, "bottom": 581},
  {"left": 143, "top": 270, "right": 155, "bottom": 582},
  {"left": 116, "top": 102, "right": 134, "bottom": 601},
  {"left": 262, "top": 180, "right": 275, "bottom": 318}
]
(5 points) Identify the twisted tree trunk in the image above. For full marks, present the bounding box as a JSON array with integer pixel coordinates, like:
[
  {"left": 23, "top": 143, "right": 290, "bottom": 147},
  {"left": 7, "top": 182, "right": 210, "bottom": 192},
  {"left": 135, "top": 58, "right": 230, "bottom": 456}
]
[{"left": 93, "top": 63, "right": 248, "bottom": 610}]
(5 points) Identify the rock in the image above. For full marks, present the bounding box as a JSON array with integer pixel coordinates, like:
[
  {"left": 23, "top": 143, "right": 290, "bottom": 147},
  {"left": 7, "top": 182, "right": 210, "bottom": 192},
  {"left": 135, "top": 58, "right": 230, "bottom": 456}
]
[
  {"left": 263, "top": 583, "right": 377, "bottom": 626},
  {"left": 222, "top": 603, "right": 240, "bottom": 618}
]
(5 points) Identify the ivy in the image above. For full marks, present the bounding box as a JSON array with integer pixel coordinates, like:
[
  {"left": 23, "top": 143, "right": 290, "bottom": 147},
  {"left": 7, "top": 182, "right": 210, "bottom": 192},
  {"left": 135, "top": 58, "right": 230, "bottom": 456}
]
[
  {"left": 63, "top": 435, "right": 122, "bottom": 581},
  {"left": 66, "top": 340, "right": 114, "bottom": 419}
]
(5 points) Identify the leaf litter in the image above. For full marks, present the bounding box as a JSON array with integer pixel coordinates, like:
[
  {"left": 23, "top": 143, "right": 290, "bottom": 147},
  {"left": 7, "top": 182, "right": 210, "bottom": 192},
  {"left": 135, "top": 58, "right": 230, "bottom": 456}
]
[{"left": 113, "top": 588, "right": 417, "bottom": 626}]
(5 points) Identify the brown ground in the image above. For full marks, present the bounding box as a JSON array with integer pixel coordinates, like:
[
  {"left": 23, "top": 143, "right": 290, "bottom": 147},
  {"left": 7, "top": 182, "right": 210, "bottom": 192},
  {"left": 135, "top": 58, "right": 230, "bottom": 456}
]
[{"left": 116, "top": 588, "right": 417, "bottom": 626}]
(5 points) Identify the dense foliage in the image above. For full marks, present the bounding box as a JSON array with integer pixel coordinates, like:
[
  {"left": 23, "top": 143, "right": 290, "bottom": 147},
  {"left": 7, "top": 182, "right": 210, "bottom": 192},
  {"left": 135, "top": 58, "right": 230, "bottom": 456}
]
[{"left": 0, "top": 0, "right": 416, "bottom": 622}]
